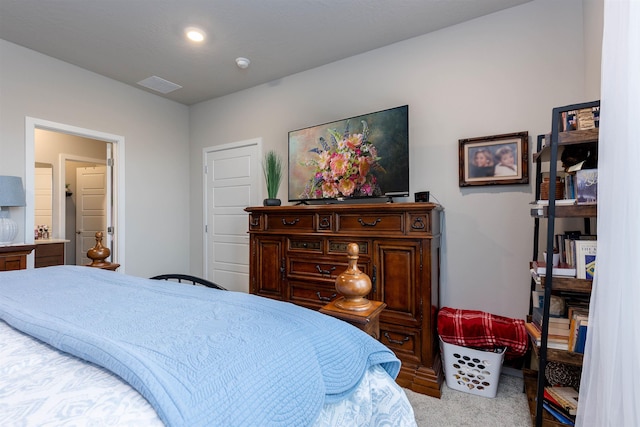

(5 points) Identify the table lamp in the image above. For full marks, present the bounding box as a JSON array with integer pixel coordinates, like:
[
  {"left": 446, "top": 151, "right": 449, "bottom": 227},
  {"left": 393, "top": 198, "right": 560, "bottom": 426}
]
[{"left": 0, "top": 176, "right": 26, "bottom": 245}]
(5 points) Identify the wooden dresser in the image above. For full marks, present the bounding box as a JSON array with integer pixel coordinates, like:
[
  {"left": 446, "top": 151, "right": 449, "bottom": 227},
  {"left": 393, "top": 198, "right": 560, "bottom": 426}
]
[
  {"left": 0, "top": 244, "right": 36, "bottom": 271},
  {"left": 34, "top": 239, "right": 68, "bottom": 268},
  {"left": 245, "top": 202, "right": 443, "bottom": 397}
]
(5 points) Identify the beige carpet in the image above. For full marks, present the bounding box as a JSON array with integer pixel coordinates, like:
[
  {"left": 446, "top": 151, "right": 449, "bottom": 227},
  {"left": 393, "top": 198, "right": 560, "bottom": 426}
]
[{"left": 404, "top": 371, "right": 531, "bottom": 426}]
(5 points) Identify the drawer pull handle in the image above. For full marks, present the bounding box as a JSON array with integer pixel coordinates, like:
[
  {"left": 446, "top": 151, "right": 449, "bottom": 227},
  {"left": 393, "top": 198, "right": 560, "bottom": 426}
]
[
  {"left": 315, "top": 265, "right": 336, "bottom": 275},
  {"left": 383, "top": 333, "right": 410, "bottom": 346},
  {"left": 316, "top": 291, "right": 337, "bottom": 302},
  {"left": 411, "top": 217, "right": 425, "bottom": 230},
  {"left": 358, "top": 217, "right": 381, "bottom": 227},
  {"left": 319, "top": 217, "right": 331, "bottom": 229},
  {"left": 250, "top": 217, "right": 259, "bottom": 227},
  {"left": 282, "top": 218, "right": 300, "bottom": 226}
]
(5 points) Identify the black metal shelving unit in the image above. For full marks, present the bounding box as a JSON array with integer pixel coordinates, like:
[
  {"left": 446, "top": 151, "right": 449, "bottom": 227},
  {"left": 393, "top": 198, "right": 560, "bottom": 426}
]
[{"left": 528, "top": 100, "right": 600, "bottom": 427}]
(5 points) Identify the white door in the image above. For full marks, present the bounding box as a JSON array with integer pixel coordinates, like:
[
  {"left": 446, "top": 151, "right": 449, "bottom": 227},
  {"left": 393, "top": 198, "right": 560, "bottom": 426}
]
[
  {"left": 34, "top": 166, "right": 53, "bottom": 233},
  {"left": 75, "top": 166, "right": 107, "bottom": 265},
  {"left": 204, "top": 139, "right": 261, "bottom": 292}
]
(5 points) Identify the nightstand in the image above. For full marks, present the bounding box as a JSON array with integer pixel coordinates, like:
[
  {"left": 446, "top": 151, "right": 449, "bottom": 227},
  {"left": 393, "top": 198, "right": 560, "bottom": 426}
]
[
  {"left": 320, "top": 298, "right": 386, "bottom": 339},
  {"left": 0, "top": 244, "right": 36, "bottom": 271}
]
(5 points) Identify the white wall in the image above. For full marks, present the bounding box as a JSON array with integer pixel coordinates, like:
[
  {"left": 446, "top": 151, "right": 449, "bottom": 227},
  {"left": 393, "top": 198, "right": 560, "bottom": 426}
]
[
  {"left": 0, "top": 39, "right": 191, "bottom": 277},
  {"left": 0, "top": 0, "right": 602, "bottom": 319},
  {"left": 583, "top": 0, "right": 604, "bottom": 100},
  {"left": 189, "top": 0, "right": 600, "bottom": 319}
]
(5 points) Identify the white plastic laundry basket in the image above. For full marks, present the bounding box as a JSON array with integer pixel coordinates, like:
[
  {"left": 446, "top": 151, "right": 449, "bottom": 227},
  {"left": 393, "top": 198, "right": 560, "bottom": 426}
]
[{"left": 439, "top": 337, "right": 506, "bottom": 398}]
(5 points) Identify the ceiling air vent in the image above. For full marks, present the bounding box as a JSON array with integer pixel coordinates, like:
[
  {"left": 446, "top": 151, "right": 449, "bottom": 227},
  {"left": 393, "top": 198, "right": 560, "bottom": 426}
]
[{"left": 137, "top": 76, "right": 182, "bottom": 94}]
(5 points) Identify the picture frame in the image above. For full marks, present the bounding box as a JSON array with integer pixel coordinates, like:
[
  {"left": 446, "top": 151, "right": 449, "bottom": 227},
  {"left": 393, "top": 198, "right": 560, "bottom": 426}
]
[{"left": 458, "top": 131, "right": 529, "bottom": 187}]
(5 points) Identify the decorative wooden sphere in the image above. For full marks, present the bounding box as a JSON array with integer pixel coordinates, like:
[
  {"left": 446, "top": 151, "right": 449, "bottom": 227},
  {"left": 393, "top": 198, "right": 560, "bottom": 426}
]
[{"left": 334, "top": 242, "right": 373, "bottom": 312}]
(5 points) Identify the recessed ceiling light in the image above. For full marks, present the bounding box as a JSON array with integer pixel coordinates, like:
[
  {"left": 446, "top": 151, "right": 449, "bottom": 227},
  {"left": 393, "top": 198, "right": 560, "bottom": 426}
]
[{"left": 185, "top": 27, "right": 205, "bottom": 42}]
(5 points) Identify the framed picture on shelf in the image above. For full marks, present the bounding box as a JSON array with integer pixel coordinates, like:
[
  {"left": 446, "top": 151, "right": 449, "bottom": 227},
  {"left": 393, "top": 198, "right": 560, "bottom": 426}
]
[{"left": 458, "top": 131, "right": 529, "bottom": 187}]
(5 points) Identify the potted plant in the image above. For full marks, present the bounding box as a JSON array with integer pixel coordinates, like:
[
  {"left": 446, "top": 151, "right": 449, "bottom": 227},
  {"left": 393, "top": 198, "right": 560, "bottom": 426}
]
[{"left": 263, "top": 150, "right": 283, "bottom": 206}]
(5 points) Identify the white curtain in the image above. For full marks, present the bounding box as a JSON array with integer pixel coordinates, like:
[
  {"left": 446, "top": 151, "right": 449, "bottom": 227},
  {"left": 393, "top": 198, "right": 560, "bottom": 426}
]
[{"left": 577, "top": 1, "right": 640, "bottom": 426}]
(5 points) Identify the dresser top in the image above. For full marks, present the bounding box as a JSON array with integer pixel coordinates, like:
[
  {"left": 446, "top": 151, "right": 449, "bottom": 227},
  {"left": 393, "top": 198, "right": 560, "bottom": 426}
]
[
  {"left": 0, "top": 244, "right": 36, "bottom": 253},
  {"left": 34, "top": 239, "right": 71, "bottom": 245},
  {"left": 245, "top": 201, "right": 441, "bottom": 214}
]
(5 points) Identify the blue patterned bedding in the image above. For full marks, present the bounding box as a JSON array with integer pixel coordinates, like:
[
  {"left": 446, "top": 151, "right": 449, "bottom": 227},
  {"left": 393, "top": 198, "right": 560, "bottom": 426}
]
[
  {"left": 0, "top": 266, "right": 412, "bottom": 426},
  {"left": 0, "top": 320, "right": 415, "bottom": 426}
]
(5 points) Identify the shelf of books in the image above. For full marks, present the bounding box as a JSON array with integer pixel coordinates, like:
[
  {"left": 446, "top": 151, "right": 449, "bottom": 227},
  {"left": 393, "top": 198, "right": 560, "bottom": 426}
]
[
  {"left": 528, "top": 339, "right": 584, "bottom": 367},
  {"left": 527, "top": 292, "right": 590, "bottom": 358},
  {"left": 524, "top": 369, "right": 579, "bottom": 427},
  {"left": 532, "top": 128, "right": 599, "bottom": 162},
  {"left": 528, "top": 100, "right": 599, "bottom": 427}
]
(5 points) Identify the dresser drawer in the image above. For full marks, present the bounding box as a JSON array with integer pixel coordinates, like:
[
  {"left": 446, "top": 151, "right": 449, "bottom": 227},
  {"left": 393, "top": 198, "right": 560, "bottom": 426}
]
[
  {"left": 0, "top": 245, "right": 34, "bottom": 271},
  {"left": 336, "top": 213, "right": 405, "bottom": 234},
  {"left": 288, "top": 256, "right": 371, "bottom": 281},
  {"left": 266, "top": 213, "right": 315, "bottom": 232},
  {"left": 288, "top": 256, "right": 347, "bottom": 281},
  {"left": 287, "top": 237, "right": 323, "bottom": 253},
  {"left": 407, "top": 212, "right": 432, "bottom": 234},
  {"left": 326, "top": 239, "right": 370, "bottom": 256},
  {"left": 35, "top": 255, "right": 65, "bottom": 268},
  {"left": 380, "top": 324, "right": 421, "bottom": 364},
  {"left": 315, "top": 213, "right": 334, "bottom": 232},
  {"left": 289, "top": 281, "right": 339, "bottom": 309},
  {"left": 0, "top": 255, "right": 25, "bottom": 271},
  {"left": 35, "top": 242, "right": 65, "bottom": 268},
  {"left": 248, "top": 213, "right": 263, "bottom": 231},
  {"left": 35, "top": 242, "right": 64, "bottom": 257}
]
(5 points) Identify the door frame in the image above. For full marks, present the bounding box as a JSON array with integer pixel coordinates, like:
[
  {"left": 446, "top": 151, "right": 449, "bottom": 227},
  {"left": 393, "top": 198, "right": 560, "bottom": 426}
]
[
  {"left": 25, "top": 117, "right": 126, "bottom": 272},
  {"left": 202, "top": 137, "right": 262, "bottom": 281}
]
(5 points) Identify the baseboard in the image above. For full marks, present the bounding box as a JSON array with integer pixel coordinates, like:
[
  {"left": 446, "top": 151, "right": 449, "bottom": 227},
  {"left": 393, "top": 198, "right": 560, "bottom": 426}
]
[{"left": 501, "top": 366, "right": 524, "bottom": 378}]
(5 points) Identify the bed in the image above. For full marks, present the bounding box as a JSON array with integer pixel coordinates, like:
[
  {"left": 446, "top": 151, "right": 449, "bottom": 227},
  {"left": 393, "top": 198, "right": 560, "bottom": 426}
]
[{"left": 0, "top": 266, "right": 416, "bottom": 426}]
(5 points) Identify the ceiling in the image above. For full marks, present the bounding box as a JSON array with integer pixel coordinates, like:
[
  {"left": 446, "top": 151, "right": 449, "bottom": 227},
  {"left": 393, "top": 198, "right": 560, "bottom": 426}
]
[{"left": 0, "top": 0, "right": 531, "bottom": 106}]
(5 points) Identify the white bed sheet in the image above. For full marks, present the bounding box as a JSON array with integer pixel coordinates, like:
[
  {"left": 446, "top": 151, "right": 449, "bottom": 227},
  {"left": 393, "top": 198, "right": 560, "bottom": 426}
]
[{"left": 0, "top": 321, "right": 416, "bottom": 427}]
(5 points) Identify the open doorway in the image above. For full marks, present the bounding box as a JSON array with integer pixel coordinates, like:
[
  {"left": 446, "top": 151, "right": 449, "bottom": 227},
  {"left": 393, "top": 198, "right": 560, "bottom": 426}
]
[
  {"left": 64, "top": 158, "right": 107, "bottom": 265},
  {"left": 25, "top": 117, "right": 126, "bottom": 271}
]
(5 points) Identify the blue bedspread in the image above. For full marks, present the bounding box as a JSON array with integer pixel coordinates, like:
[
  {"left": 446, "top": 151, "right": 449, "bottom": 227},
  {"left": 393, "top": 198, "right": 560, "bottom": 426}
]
[{"left": 0, "top": 266, "right": 400, "bottom": 427}]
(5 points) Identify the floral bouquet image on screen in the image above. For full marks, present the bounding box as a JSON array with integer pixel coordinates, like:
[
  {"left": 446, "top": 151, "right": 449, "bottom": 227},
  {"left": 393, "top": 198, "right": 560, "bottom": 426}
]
[
  {"left": 300, "top": 120, "right": 384, "bottom": 199},
  {"left": 288, "top": 105, "right": 409, "bottom": 202}
]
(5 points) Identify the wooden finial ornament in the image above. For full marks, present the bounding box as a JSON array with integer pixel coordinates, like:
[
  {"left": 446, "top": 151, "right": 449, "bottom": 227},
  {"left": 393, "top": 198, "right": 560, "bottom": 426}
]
[
  {"left": 334, "top": 243, "right": 373, "bottom": 312},
  {"left": 87, "top": 231, "right": 111, "bottom": 266}
]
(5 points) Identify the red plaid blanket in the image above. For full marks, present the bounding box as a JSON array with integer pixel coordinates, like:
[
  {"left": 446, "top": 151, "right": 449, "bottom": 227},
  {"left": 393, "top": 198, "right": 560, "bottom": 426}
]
[{"left": 437, "top": 307, "right": 528, "bottom": 359}]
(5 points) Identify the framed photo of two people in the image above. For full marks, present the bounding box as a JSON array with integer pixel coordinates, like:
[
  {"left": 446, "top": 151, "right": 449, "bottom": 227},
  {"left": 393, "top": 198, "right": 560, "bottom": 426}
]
[{"left": 458, "top": 131, "right": 529, "bottom": 187}]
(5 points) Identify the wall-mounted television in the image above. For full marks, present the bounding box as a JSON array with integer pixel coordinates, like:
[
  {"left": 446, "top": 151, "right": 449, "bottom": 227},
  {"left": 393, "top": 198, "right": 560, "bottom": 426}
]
[{"left": 288, "top": 105, "right": 409, "bottom": 203}]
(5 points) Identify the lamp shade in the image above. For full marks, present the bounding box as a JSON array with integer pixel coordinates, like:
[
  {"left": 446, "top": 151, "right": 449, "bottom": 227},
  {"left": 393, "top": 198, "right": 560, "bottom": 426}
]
[
  {"left": 0, "top": 176, "right": 25, "bottom": 244},
  {"left": 0, "top": 176, "right": 26, "bottom": 207}
]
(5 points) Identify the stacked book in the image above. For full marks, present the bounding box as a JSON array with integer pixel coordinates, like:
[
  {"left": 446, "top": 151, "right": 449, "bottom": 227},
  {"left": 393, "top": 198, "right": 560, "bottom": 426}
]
[
  {"left": 559, "top": 233, "right": 597, "bottom": 279},
  {"left": 567, "top": 306, "right": 590, "bottom": 354},
  {"left": 543, "top": 386, "right": 579, "bottom": 425},
  {"left": 531, "top": 260, "right": 576, "bottom": 278},
  {"left": 561, "top": 106, "right": 599, "bottom": 131},
  {"left": 525, "top": 307, "right": 571, "bottom": 350},
  {"left": 530, "top": 234, "right": 597, "bottom": 280}
]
